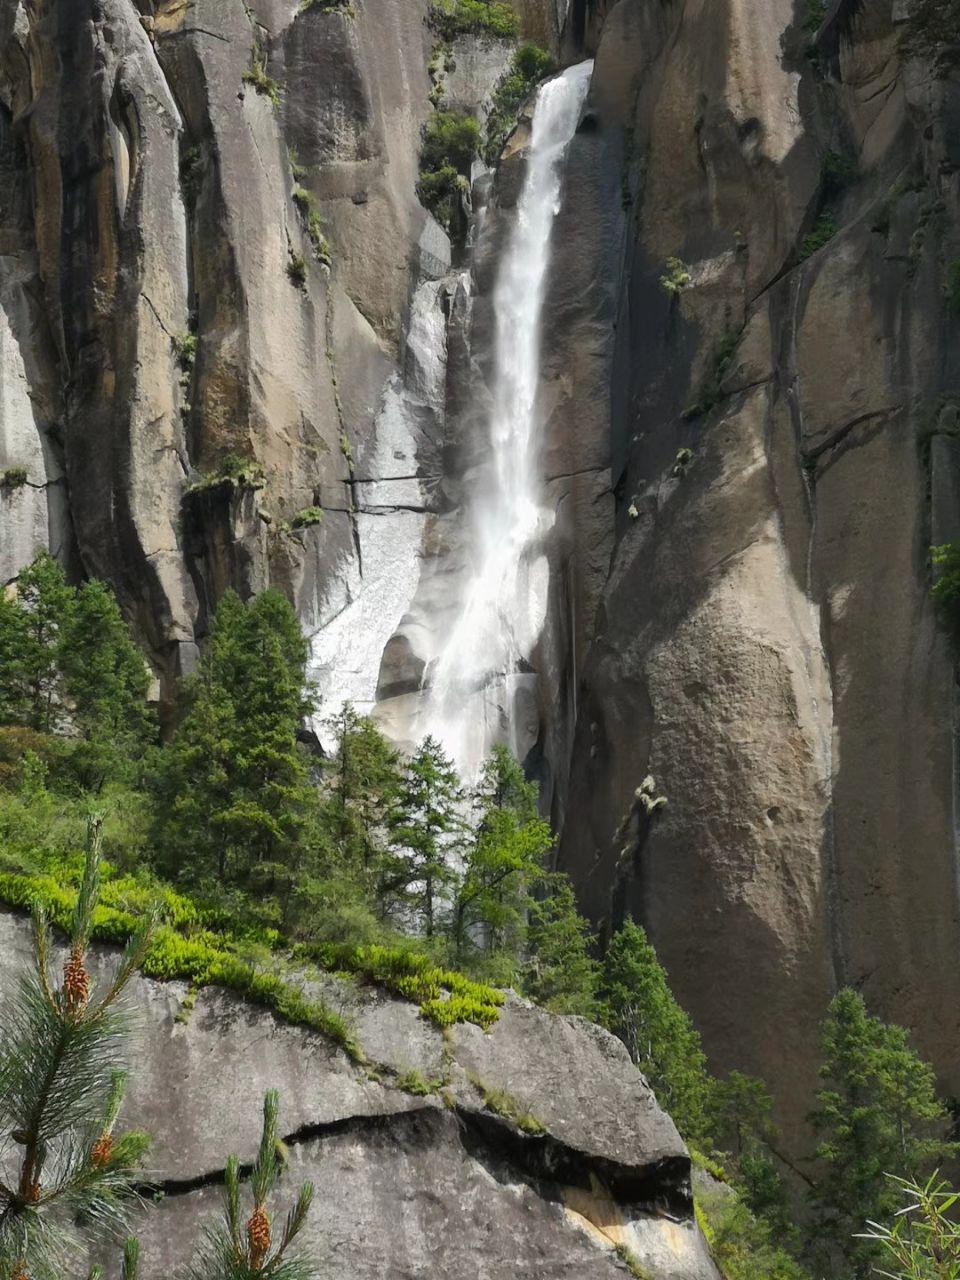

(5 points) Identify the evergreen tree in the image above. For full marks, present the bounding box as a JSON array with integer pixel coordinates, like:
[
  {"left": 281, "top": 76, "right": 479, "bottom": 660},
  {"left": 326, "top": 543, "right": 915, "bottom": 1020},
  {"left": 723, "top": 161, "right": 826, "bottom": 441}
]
[
  {"left": 320, "top": 704, "right": 401, "bottom": 888},
  {"left": 383, "top": 736, "right": 464, "bottom": 937},
  {"left": 451, "top": 747, "right": 552, "bottom": 973},
  {"left": 598, "top": 918, "right": 712, "bottom": 1144},
  {"left": 154, "top": 589, "right": 317, "bottom": 897},
  {"left": 0, "top": 591, "right": 30, "bottom": 726},
  {"left": 521, "top": 874, "right": 598, "bottom": 1018},
  {"left": 809, "top": 988, "right": 955, "bottom": 1278},
  {"left": 59, "top": 580, "right": 153, "bottom": 788},
  {"left": 0, "top": 818, "right": 154, "bottom": 1279},
  {"left": 13, "top": 552, "right": 72, "bottom": 733}
]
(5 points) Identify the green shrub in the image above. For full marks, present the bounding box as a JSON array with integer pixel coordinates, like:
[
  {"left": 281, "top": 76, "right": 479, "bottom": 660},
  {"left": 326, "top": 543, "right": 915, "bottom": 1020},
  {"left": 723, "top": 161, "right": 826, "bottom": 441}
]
[
  {"left": 660, "top": 256, "right": 691, "bottom": 295},
  {"left": 292, "top": 186, "right": 332, "bottom": 264},
  {"left": 287, "top": 251, "right": 308, "bottom": 287},
  {"left": 695, "top": 1170, "right": 812, "bottom": 1280},
  {"left": 682, "top": 330, "right": 739, "bottom": 421},
  {"left": 901, "top": 0, "right": 960, "bottom": 71},
  {"left": 931, "top": 543, "right": 960, "bottom": 622},
  {"left": 396, "top": 1068, "right": 441, "bottom": 1096},
  {"left": 291, "top": 506, "right": 324, "bottom": 530},
  {"left": 186, "top": 452, "right": 266, "bottom": 495},
  {"left": 484, "top": 43, "right": 554, "bottom": 164},
  {"left": 1, "top": 466, "right": 28, "bottom": 489},
  {"left": 429, "top": 0, "right": 520, "bottom": 40},
  {"left": 800, "top": 213, "right": 837, "bottom": 260}
]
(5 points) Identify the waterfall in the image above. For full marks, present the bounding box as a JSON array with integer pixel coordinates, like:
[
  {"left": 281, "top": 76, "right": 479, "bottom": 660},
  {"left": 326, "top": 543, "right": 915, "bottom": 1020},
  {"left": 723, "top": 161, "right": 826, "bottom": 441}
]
[{"left": 419, "top": 60, "right": 593, "bottom": 778}]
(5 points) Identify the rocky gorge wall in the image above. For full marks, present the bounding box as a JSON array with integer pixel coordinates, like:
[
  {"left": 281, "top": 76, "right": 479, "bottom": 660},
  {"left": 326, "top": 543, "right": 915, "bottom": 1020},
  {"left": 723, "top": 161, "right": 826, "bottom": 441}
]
[
  {"left": 2, "top": 0, "right": 960, "bottom": 1166},
  {"left": 553, "top": 0, "right": 960, "bottom": 1151}
]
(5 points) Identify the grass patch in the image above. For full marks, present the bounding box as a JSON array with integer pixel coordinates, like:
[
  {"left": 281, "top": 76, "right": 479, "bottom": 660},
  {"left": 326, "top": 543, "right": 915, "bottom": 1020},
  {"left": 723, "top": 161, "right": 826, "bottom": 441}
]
[
  {"left": 292, "top": 186, "right": 332, "bottom": 265},
  {"left": 396, "top": 1068, "right": 443, "bottom": 1096},
  {"left": 467, "top": 1074, "right": 545, "bottom": 1133},
  {"left": 291, "top": 506, "right": 324, "bottom": 530},
  {"left": 243, "top": 56, "right": 280, "bottom": 108},
  {"left": 683, "top": 330, "right": 739, "bottom": 421}
]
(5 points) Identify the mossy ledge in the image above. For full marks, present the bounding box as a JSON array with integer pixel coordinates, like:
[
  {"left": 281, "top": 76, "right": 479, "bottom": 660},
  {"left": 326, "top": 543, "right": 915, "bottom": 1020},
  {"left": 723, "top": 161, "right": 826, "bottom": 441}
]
[{"left": 0, "top": 866, "right": 506, "bottom": 1061}]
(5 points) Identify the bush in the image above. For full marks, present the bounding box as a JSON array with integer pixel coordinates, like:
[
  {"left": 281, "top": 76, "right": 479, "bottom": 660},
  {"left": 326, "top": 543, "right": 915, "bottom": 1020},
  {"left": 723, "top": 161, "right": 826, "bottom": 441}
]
[
  {"left": 287, "top": 251, "right": 308, "bottom": 287},
  {"left": 429, "top": 0, "right": 520, "bottom": 40},
  {"left": 660, "top": 256, "right": 691, "bottom": 295},
  {"left": 242, "top": 57, "right": 280, "bottom": 107},
  {"left": 291, "top": 506, "right": 324, "bottom": 530},
  {"left": 931, "top": 542, "right": 960, "bottom": 623},
  {"left": 800, "top": 213, "right": 836, "bottom": 260},
  {"left": 0, "top": 466, "right": 28, "bottom": 489},
  {"left": 484, "top": 43, "right": 554, "bottom": 164},
  {"left": 186, "top": 452, "right": 266, "bottom": 495},
  {"left": 418, "top": 110, "right": 480, "bottom": 226}
]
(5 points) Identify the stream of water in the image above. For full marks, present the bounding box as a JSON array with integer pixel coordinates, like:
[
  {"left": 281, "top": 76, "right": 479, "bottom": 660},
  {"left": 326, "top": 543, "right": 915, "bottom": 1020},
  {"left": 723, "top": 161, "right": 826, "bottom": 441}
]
[{"left": 419, "top": 60, "right": 593, "bottom": 778}]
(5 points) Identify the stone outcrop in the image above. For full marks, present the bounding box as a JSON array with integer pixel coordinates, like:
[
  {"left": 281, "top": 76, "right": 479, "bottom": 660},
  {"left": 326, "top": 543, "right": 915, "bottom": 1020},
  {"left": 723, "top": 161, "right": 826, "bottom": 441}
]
[
  {"left": 0, "top": 910, "right": 719, "bottom": 1279},
  {"left": 551, "top": 0, "right": 960, "bottom": 1151}
]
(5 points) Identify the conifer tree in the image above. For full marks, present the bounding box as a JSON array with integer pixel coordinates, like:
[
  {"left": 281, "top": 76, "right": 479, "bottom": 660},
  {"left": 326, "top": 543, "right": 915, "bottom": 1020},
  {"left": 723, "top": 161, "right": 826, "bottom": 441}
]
[
  {"left": 383, "top": 736, "right": 464, "bottom": 937},
  {"left": 521, "top": 874, "right": 598, "bottom": 1018},
  {"left": 321, "top": 704, "right": 401, "bottom": 887},
  {"left": 598, "top": 918, "right": 712, "bottom": 1144},
  {"left": 154, "top": 589, "right": 317, "bottom": 895},
  {"left": 12, "top": 552, "right": 72, "bottom": 734},
  {"left": 809, "top": 988, "right": 955, "bottom": 1277},
  {"left": 0, "top": 818, "right": 155, "bottom": 1279},
  {"left": 59, "top": 580, "right": 153, "bottom": 788},
  {"left": 451, "top": 747, "right": 552, "bottom": 972}
]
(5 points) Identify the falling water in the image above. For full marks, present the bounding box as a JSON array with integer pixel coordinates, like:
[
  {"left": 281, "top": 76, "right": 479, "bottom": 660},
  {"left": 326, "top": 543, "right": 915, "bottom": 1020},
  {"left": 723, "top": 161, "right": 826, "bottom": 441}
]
[{"left": 419, "top": 60, "right": 593, "bottom": 777}]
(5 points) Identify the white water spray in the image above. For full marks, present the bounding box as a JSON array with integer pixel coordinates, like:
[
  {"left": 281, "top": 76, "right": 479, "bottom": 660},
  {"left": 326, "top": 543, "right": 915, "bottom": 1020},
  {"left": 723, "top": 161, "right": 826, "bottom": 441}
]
[{"left": 419, "top": 60, "right": 593, "bottom": 777}]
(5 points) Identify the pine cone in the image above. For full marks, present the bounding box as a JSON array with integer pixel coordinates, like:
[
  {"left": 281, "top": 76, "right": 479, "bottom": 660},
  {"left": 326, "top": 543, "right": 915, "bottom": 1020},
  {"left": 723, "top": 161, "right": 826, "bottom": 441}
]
[
  {"left": 11, "top": 1260, "right": 29, "bottom": 1280},
  {"left": 90, "top": 1134, "right": 113, "bottom": 1168},
  {"left": 24, "top": 1181, "right": 40, "bottom": 1203},
  {"left": 247, "top": 1204, "right": 271, "bottom": 1269},
  {"left": 62, "top": 945, "right": 90, "bottom": 1015}
]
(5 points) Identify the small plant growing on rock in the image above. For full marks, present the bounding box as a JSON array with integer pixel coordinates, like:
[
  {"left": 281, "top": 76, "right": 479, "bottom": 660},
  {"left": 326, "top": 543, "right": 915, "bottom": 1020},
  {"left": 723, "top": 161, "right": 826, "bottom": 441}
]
[
  {"left": 659, "top": 256, "right": 691, "bottom": 295},
  {"left": 186, "top": 452, "right": 266, "bottom": 495},
  {"left": 291, "top": 506, "right": 324, "bottom": 530},
  {"left": 799, "top": 213, "right": 837, "bottom": 260},
  {"left": 636, "top": 774, "right": 667, "bottom": 815},
  {"left": 429, "top": 0, "right": 520, "bottom": 39},
  {"left": 243, "top": 53, "right": 280, "bottom": 108},
  {"left": 417, "top": 110, "right": 481, "bottom": 229},
  {"left": 672, "top": 447, "right": 693, "bottom": 478},
  {"left": 1, "top": 466, "right": 28, "bottom": 490},
  {"left": 484, "top": 42, "right": 554, "bottom": 164},
  {"left": 287, "top": 252, "right": 308, "bottom": 288},
  {"left": 292, "top": 187, "right": 332, "bottom": 265}
]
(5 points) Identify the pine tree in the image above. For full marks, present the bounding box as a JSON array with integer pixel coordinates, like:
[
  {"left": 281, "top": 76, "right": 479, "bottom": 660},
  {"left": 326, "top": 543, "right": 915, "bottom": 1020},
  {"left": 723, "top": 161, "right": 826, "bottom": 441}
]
[
  {"left": 451, "top": 747, "right": 553, "bottom": 973},
  {"left": 320, "top": 704, "right": 401, "bottom": 887},
  {"left": 154, "top": 589, "right": 318, "bottom": 897},
  {"left": 521, "top": 874, "right": 598, "bottom": 1018},
  {"left": 383, "top": 736, "right": 464, "bottom": 937},
  {"left": 809, "top": 988, "right": 955, "bottom": 1278},
  {"left": 58, "top": 580, "right": 153, "bottom": 788},
  {"left": 182, "top": 1090, "right": 315, "bottom": 1280},
  {"left": 13, "top": 552, "right": 73, "bottom": 734},
  {"left": 0, "top": 818, "right": 155, "bottom": 1279},
  {"left": 598, "top": 918, "right": 712, "bottom": 1144},
  {"left": 0, "top": 591, "right": 30, "bottom": 726}
]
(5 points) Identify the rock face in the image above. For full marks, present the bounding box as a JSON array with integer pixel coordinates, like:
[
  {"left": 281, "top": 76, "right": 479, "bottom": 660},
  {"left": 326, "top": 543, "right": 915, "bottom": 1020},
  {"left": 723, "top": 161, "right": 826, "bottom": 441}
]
[
  {"left": 0, "top": 910, "right": 719, "bottom": 1279},
  {"left": 550, "top": 0, "right": 960, "bottom": 1151}
]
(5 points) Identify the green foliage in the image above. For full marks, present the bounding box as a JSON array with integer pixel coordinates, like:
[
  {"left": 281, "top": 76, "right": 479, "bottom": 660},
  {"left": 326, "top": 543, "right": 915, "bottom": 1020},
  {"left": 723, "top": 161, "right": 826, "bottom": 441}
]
[
  {"left": 292, "top": 187, "right": 331, "bottom": 266},
  {"left": 181, "top": 1091, "right": 316, "bottom": 1280},
  {"left": 0, "top": 820, "right": 155, "bottom": 1280},
  {"left": 694, "top": 1165, "right": 813, "bottom": 1280},
  {"left": 484, "top": 43, "right": 554, "bottom": 164},
  {"left": 418, "top": 111, "right": 481, "bottom": 227},
  {"left": 614, "top": 1244, "right": 652, "bottom": 1280},
  {"left": 808, "top": 988, "right": 956, "bottom": 1278},
  {"left": 242, "top": 54, "right": 280, "bottom": 107},
  {"left": 1, "top": 466, "right": 28, "bottom": 489},
  {"left": 429, "top": 0, "right": 520, "bottom": 40},
  {"left": 287, "top": 251, "right": 308, "bottom": 288},
  {"left": 7, "top": 552, "right": 73, "bottom": 733},
  {"left": 659, "top": 256, "right": 691, "bottom": 295},
  {"left": 396, "top": 1068, "right": 442, "bottom": 1096},
  {"left": 599, "top": 918, "right": 713, "bottom": 1146},
  {"left": 291, "top": 506, "right": 324, "bottom": 530},
  {"left": 800, "top": 212, "right": 837, "bottom": 260},
  {"left": 858, "top": 1173, "right": 960, "bottom": 1279},
  {"left": 522, "top": 874, "right": 598, "bottom": 1018},
  {"left": 185, "top": 453, "right": 265, "bottom": 495},
  {"left": 452, "top": 745, "right": 553, "bottom": 977},
  {"left": 821, "top": 150, "right": 858, "bottom": 198},
  {"left": 383, "top": 736, "right": 465, "bottom": 937},
  {"left": 152, "top": 589, "right": 318, "bottom": 895},
  {"left": 901, "top": 0, "right": 960, "bottom": 71},
  {"left": 682, "top": 329, "right": 739, "bottom": 421},
  {"left": 468, "top": 1074, "right": 545, "bottom": 1134},
  {"left": 931, "top": 543, "right": 960, "bottom": 627}
]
